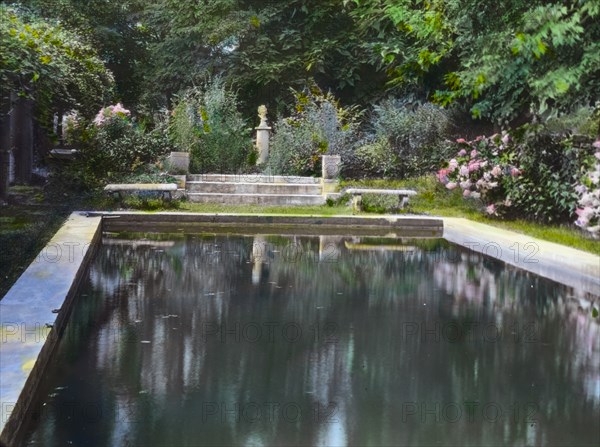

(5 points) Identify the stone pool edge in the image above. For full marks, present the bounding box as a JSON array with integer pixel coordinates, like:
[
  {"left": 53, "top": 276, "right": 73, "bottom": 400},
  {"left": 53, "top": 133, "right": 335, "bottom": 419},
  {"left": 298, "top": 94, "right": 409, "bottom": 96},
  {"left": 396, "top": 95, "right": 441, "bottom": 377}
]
[
  {"left": 92, "top": 211, "right": 444, "bottom": 237},
  {"left": 444, "top": 217, "right": 600, "bottom": 296},
  {"left": 0, "top": 213, "right": 102, "bottom": 447}
]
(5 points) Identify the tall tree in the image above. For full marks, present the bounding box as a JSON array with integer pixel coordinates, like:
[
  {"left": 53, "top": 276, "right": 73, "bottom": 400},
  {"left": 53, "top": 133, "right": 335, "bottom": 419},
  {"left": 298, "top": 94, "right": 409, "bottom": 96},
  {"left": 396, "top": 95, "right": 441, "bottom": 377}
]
[
  {"left": 20, "top": 0, "right": 149, "bottom": 107},
  {"left": 139, "top": 0, "right": 386, "bottom": 115},
  {"left": 349, "top": 0, "right": 600, "bottom": 124},
  {"left": 0, "top": 4, "right": 113, "bottom": 188}
]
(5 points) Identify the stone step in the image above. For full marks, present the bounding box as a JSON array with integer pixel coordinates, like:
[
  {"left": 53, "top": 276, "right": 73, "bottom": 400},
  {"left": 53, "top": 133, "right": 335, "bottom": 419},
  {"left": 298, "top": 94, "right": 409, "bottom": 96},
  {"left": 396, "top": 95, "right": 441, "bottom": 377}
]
[
  {"left": 186, "top": 181, "right": 322, "bottom": 195},
  {"left": 186, "top": 174, "right": 320, "bottom": 184},
  {"left": 186, "top": 193, "right": 326, "bottom": 206}
]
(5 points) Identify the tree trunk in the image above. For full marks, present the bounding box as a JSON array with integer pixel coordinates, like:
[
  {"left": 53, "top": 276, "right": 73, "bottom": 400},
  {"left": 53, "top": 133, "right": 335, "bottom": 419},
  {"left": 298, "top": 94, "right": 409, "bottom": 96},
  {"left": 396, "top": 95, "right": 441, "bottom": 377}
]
[
  {"left": 0, "top": 93, "right": 11, "bottom": 201},
  {"left": 11, "top": 93, "right": 34, "bottom": 184}
]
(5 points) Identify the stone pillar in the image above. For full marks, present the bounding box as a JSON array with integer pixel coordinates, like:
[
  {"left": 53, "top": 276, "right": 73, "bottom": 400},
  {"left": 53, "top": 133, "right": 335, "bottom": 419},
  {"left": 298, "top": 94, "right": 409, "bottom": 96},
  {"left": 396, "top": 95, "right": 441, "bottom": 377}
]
[
  {"left": 321, "top": 154, "right": 341, "bottom": 196},
  {"left": 255, "top": 105, "right": 271, "bottom": 165},
  {"left": 11, "top": 93, "right": 33, "bottom": 184},
  {"left": 0, "top": 96, "right": 11, "bottom": 201},
  {"left": 321, "top": 155, "right": 341, "bottom": 179}
]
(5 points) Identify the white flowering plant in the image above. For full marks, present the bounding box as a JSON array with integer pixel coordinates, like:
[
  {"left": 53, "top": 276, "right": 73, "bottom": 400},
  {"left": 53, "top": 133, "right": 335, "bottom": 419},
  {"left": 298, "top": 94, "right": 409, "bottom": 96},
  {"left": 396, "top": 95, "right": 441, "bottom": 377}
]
[
  {"left": 93, "top": 103, "right": 131, "bottom": 127},
  {"left": 61, "top": 110, "right": 83, "bottom": 146}
]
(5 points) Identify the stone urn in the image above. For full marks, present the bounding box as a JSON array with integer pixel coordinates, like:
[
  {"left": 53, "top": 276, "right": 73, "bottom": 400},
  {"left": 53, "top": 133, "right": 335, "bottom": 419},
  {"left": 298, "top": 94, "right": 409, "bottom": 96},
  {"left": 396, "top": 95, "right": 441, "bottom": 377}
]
[{"left": 168, "top": 151, "right": 190, "bottom": 173}]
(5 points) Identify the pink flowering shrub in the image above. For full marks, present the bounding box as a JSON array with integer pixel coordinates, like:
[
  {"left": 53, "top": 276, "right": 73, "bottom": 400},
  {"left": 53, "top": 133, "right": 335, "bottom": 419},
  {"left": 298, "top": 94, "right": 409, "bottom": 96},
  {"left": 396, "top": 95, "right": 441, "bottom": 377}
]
[
  {"left": 93, "top": 103, "right": 131, "bottom": 127},
  {"left": 59, "top": 103, "right": 171, "bottom": 188},
  {"left": 574, "top": 145, "right": 600, "bottom": 236},
  {"left": 439, "top": 124, "right": 595, "bottom": 223},
  {"left": 437, "top": 133, "right": 521, "bottom": 216}
]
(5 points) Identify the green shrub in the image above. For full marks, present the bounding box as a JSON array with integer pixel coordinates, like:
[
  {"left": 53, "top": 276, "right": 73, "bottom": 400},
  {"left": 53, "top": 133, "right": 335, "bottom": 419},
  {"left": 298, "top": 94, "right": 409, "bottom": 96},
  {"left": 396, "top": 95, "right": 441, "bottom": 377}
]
[
  {"left": 352, "top": 100, "right": 454, "bottom": 179},
  {"left": 505, "top": 125, "right": 591, "bottom": 223},
  {"left": 58, "top": 105, "right": 171, "bottom": 190},
  {"left": 543, "top": 106, "right": 600, "bottom": 137},
  {"left": 437, "top": 124, "right": 594, "bottom": 223},
  {"left": 268, "top": 86, "right": 361, "bottom": 176},
  {"left": 170, "top": 80, "right": 252, "bottom": 173}
]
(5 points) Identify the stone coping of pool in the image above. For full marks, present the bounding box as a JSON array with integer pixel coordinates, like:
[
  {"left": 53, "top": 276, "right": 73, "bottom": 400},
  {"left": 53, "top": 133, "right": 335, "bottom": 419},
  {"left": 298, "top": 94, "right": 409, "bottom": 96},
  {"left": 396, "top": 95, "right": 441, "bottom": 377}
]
[
  {"left": 444, "top": 217, "right": 600, "bottom": 297},
  {"left": 92, "top": 211, "right": 445, "bottom": 237},
  {"left": 0, "top": 213, "right": 102, "bottom": 446}
]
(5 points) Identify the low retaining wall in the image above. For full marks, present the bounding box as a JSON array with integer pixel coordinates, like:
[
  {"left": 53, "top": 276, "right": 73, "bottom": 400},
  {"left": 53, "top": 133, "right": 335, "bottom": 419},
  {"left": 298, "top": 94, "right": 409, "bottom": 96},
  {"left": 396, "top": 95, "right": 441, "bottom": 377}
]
[
  {"left": 94, "top": 211, "right": 444, "bottom": 237},
  {"left": 0, "top": 213, "right": 102, "bottom": 446}
]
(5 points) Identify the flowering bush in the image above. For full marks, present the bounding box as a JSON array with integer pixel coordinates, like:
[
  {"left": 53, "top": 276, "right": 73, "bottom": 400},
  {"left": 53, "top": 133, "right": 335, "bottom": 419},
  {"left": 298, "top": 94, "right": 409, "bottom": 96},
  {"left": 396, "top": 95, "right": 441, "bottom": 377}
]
[
  {"left": 59, "top": 104, "right": 171, "bottom": 189},
  {"left": 437, "top": 133, "right": 521, "bottom": 216},
  {"left": 574, "top": 143, "right": 600, "bottom": 236},
  {"left": 439, "top": 124, "right": 594, "bottom": 223},
  {"left": 93, "top": 103, "right": 131, "bottom": 126}
]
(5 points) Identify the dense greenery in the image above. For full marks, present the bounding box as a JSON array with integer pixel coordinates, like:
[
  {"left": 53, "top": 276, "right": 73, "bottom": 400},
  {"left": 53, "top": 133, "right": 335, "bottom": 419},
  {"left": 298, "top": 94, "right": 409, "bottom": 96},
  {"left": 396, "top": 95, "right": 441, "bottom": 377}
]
[
  {"left": 3, "top": 0, "right": 600, "bottom": 236},
  {"left": 59, "top": 104, "right": 171, "bottom": 189},
  {"left": 11, "top": 0, "right": 599, "bottom": 121},
  {"left": 268, "top": 86, "right": 361, "bottom": 176},
  {"left": 0, "top": 4, "right": 113, "bottom": 123},
  {"left": 169, "top": 80, "right": 253, "bottom": 173},
  {"left": 349, "top": 0, "right": 600, "bottom": 124}
]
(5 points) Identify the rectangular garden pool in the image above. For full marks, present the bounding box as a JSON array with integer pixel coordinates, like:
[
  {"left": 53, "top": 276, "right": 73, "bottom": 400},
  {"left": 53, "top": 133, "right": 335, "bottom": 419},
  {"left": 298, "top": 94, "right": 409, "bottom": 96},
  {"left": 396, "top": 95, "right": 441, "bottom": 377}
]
[{"left": 21, "top": 231, "right": 600, "bottom": 446}]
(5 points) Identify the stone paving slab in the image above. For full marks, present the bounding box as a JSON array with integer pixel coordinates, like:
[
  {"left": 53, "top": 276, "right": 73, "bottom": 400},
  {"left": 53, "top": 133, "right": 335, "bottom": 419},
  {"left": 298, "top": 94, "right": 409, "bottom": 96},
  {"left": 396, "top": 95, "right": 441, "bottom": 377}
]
[
  {"left": 0, "top": 212, "right": 102, "bottom": 446},
  {"left": 444, "top": 217, "right": 600, "bottom": 296}
]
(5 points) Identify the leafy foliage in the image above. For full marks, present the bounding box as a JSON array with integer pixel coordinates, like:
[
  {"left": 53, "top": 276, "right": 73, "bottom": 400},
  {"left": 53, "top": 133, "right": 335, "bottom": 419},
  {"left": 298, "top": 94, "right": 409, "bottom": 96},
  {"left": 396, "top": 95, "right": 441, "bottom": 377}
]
[
  {"left": 352, "top": 100, "right": 453, "bottom": 178},
  {"left": 268, "top": 86, "right": 361, "bottom": 176},
  {"left": 0, "top": 5, "right": 113, "bottom": 124},
  {"left": 20, "top": 0, "right": 150, "bottom": 107},
  {"left": 169, "top": 80, "right": 252, "bottom": 173},
  {"left": 350, "top": 0, "right": 600, "bottom": 124}
]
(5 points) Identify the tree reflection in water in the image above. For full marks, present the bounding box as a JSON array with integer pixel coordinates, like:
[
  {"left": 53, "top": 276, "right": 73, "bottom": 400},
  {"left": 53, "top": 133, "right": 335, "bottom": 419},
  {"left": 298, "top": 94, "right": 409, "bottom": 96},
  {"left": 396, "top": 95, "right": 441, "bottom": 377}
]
[{"left": 25, "top": 233, "right": 599, "bottom": 446}]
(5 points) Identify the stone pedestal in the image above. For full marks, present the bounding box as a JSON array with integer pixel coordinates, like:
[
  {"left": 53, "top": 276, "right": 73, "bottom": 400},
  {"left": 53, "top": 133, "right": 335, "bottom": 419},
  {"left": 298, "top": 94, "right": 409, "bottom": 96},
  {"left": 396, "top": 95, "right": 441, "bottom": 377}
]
[
  {"left": 255, "top": 105, "right": 271, "bottom": 165},
  {"left": 168, "top": 151, "right": 190, "bottom": 173},
  {"left": 322, "top": 155, "right": 341, "bottom": 179}
]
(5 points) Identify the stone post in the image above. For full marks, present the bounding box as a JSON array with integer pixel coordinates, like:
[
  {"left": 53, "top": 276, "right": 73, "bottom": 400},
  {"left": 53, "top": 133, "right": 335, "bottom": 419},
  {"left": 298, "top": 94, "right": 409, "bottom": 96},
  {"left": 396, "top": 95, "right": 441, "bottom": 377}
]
[
  {"left": 321, "top": 154, "right": 341, "bottom": 179},
  {"left": 321, "top": 154, "right": 341, "bottom": 195},
  {"left": 255, "top": 105, "right": 271, "bottom": 165}
]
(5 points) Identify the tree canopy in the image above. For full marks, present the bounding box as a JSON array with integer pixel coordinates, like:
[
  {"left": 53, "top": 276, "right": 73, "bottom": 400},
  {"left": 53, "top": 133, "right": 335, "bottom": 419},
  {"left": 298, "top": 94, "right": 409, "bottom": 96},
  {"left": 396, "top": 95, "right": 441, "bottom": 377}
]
[
  {"left": 5, "top": 0, "right": 600, "bottom": 124},
  {"left": 0, "top": 4, "right": 113, "bottom": 121},
  {"left": 349, "top": 0, "right": 600, "bottom": 124}
]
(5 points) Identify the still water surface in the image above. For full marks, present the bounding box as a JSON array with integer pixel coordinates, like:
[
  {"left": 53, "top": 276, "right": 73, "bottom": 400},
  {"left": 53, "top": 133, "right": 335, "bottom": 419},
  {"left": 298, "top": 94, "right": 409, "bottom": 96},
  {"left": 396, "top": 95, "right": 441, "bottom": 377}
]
[{"left": 25, "top": 233, "right": 599, "bottom": 446}]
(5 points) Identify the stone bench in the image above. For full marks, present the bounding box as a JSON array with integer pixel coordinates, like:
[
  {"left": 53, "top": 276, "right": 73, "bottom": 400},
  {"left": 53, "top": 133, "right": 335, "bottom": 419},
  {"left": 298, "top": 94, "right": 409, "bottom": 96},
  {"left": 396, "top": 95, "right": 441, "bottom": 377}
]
[
  {"left": 344, "top": 188, "right": 417, "bottom": 212},
  {"left": 104, "top": 183, "right": 178, "bottom": 201}
]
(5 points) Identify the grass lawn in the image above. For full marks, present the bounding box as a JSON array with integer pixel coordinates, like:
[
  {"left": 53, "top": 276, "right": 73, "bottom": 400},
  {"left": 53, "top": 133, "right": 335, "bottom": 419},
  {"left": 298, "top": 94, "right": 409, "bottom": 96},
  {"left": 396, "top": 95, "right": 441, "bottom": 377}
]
[{"left": 177, "top": 202, "right": 353, "bottom": 216}]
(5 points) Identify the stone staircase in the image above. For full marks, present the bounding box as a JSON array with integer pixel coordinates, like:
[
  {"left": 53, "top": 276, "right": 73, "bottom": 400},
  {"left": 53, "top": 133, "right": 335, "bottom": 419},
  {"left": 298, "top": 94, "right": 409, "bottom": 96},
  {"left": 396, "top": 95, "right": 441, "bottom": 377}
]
[{"left": 185, "top": 174, "right": 327, "bottom": 205}]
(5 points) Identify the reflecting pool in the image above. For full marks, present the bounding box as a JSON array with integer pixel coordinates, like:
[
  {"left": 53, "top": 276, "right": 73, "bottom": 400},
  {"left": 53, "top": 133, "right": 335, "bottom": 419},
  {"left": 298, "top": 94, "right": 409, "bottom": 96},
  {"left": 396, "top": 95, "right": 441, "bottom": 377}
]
[{"left": 24, "top": 233, "right": 600, "bottom": 446}]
